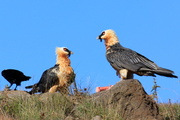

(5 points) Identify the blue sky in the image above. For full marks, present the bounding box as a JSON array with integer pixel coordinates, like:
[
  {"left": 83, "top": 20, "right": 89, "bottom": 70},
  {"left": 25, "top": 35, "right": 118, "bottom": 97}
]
[{"left": 0, "top": 1, "right": 179, "bottom": 103}]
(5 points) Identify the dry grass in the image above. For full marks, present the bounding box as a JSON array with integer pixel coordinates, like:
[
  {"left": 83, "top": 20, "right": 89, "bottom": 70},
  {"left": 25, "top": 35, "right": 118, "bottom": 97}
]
[
  {"left": 0, "top": 91, "right": 179, "bottom": 120},
  {"left": 0, "top": 115, "right": 15, "bottom": 120},
  {"left": 0, "top": 93, "right": 75, "bottom": 120},
  {"left": 159, "top": 102, "right": 180, "bottom": 120},
  {"left": 0, "top": 92, "right": 123, "bottom": 120}
]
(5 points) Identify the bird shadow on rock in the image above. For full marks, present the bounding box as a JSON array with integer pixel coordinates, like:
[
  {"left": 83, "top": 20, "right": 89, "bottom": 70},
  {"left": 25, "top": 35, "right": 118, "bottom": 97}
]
[{"left": 92, "top": 79, "right": 163, "bottom": 120}]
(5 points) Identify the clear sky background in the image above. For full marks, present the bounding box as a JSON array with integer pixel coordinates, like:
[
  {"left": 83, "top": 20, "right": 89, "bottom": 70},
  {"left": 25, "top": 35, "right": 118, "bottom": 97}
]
[{"left": 0, "top": 1, "right": 179, "bottom": 103}]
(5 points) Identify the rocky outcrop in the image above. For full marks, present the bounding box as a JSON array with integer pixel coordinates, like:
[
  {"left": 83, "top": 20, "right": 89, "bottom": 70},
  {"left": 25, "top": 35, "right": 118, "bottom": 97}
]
[
  {"left": 0, "top": 79, "right": 163, "bottom": 120},
  {"left": 0, "top": 90, "right": 30, "bottom": 99},
  {"left": 92, "top": 79, "right": 163, "bottom": 120}
]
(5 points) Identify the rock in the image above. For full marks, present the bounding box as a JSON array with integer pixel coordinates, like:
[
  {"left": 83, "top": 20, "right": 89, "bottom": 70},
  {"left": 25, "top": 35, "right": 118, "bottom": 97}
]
[
  {"left": 64, "top": 115, "right": 74, "bottom": 120},
  {"left": 0, "top": 115, "right": 15, "bottom": 120},
  {"left": 92, "top": 79, "right": 163, "bottom": 120},
  {"left": 0, "top": 90, "right": 30, "bottom": 99},
  {"left": 91, "top": 115, "right": 101, "bottom": 120}
]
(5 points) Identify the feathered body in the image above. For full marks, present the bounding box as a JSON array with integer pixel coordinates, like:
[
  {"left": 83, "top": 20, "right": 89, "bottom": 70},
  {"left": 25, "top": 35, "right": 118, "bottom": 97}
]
[
  {"left": 1, "top": 69, "right": 31, "bottom": 90},
  {"left": 97, "top": 29, "right": 178, "bottom": 80},
  {"left": 26, "top": 47, "right": 75, "bottom": 94}
]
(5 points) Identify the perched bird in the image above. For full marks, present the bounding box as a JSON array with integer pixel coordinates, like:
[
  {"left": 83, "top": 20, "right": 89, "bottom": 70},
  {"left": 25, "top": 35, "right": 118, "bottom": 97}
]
[
  {"left": 1, "top": 69, "right": 31, "bottom": 90},
  {"left": 26, "top": 47, "right": 75, "bottom": 94},
  {"left": 97, "top": 29, "right": 178, "bottom": 80}
]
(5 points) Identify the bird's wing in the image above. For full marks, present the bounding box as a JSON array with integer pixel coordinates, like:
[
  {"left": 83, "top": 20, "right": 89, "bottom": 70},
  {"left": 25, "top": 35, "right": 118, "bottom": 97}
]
[
  {"left": 106, "top": 46, "right": 158, "bottom": 72},
  {"left": 1, "top": 69, "right": 15, "bottom": 80},
  {"left": 1, "top": 69, "right": 20, "bottom": 83},
  {"left": 1, "top": 69, "right": 30, "bottom": 80},
  {"left": 33, "top": 65, "right": 59, "bottom": 93}
]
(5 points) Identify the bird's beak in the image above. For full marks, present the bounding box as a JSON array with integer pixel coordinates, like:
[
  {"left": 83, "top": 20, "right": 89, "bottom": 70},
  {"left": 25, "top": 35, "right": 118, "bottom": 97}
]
[
  {"left": 68, "top": 51, "right": 73, "bottom": 57},
  {"left": 96, "top": 35, "right": 102, "bottom": 42}
]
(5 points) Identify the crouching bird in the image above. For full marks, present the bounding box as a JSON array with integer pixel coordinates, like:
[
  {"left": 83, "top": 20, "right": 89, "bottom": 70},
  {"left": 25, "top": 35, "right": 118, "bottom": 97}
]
[
  {"left": 97, "top": 29, "right": 178, "bottom": 80},
  {"left": 1, "top": 69, "right": 31, "bottom": 90},
  {"left": 26, "top": 47, "right": 75, "bottom": 94}
]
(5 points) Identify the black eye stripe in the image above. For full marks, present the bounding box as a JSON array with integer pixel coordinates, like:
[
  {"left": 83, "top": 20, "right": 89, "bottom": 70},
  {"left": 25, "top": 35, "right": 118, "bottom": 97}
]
[
  {"left": 63, "top": 48, "right": 71, "bottom": 53},
  {"left": 63, "top": 48, "right": 68, "bottom": 51},
  {"left": 100, "top": 31, "right": 105, "bottom": 36}
]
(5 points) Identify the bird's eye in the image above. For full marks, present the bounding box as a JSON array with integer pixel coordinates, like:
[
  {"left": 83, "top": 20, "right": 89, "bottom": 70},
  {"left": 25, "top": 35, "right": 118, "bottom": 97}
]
[
  {"left": 63, "top": 48, "right": 67, "bottom": 51},
  {"left": 100, "top": 31, "right": 105, "bottom": 37}
]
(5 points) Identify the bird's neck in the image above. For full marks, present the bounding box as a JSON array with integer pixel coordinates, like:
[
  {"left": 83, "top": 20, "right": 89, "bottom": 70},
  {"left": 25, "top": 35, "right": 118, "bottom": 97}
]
[
  {"left": 104, "top": 37, "right": 119, "bottom": 50},
  {"left": 56, "top": 55, "right": 71, "bottom": 67},
  {"left": 56, "top": 55, "right": 73, "bottom": 74}
]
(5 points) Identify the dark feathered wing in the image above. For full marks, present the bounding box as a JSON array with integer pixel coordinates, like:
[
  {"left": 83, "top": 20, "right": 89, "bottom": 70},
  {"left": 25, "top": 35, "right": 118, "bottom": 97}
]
[
  {"left": 106, "top": 43, "right": 177, "bottom": 78},
  {"left": 1, "top": 69, "right": 31, "bottom": 85},
  {"left": 26, "top": 64, "right": 59, "bottom": 94}
]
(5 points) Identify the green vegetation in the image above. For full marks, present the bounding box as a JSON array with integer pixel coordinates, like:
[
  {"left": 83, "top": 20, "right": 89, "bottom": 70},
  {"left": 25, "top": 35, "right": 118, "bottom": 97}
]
[
  {"left": 0, "top": 92, "right": 123, "bottom": 120},
  {"left": 159, "top": 103, "right": 180, "bottom": 120},
  {"left": 0, "top": 91, "right": 179, "bottom": 120}
]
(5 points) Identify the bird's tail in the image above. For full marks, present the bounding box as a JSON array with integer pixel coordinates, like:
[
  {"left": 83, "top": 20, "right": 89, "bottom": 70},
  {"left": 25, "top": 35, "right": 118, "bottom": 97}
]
[
  {"left": 25, "top": 76, "right": 31, "bottom": 80},
  {"left": 25, "top": 84, "right": 38, "bottom": 94},
  {"left": 152, "top": 67, "right": 178, "bottom": 78},
  {"left": 25, "top": 84, "right": 36, "bottom": 89}
]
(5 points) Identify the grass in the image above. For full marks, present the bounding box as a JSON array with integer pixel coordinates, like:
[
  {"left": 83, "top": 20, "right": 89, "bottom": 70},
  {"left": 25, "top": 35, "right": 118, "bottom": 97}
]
[
  {"left": 151, "top": 78, "right": 180, "bottom": 120},
  {"left": 159, "top": 103, "right": 180, "bottom": 120},
  {"left": 75, "top": 98, "right": 122, "bottom": 119},
  {"left": 0, "top": 92, "right": 123, "bottom": 120},
  {"left": 0, "top": 90, "right": 179, "bottom": 120},
  {"left": 0, "top": 93, "right": 75, "bottom": 120}
]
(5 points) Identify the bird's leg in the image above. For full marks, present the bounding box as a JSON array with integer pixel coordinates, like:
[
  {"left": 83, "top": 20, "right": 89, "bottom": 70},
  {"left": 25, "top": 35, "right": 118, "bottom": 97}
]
[
  {"left": 8, "top": 83, "right": 13, "bottom": 89},
  {"left": 49, "top": 85, "right": 59, "bottom": 93},
  {"left": 128, "top": 72, "right": 134, "bottom": 79},
  {"left": 119, "top": 69, "right": 133, "bottom": 80},
  {"left": 49, "top": 85, "right": 69, "bottom": 94},
  {"left": 59, "top": 86, "right": 69, "bottom": 94},
  {"left": 119, "top": 69, "right": 128, "bottom": 80},
  {"left": 14, "top": 85, "right": 17, "bottom": 90},
  {"left": 58, "top": 79, "right": 70, "bottom": 94}
]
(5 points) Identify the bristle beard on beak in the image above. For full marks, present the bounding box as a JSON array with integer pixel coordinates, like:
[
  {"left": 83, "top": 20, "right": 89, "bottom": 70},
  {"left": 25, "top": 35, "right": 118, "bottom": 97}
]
[
  {"left": 68, "top": 51, "right": 73, "bottom": 57},
  {"left": 97, "top": 36, "right": 102, "bottom": 42}
]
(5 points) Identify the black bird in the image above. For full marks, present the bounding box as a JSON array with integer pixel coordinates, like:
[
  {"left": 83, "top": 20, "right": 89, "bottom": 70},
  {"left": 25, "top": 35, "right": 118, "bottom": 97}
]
[{"left": 1, "top": 69, "right": 31, "bottom": 90}]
